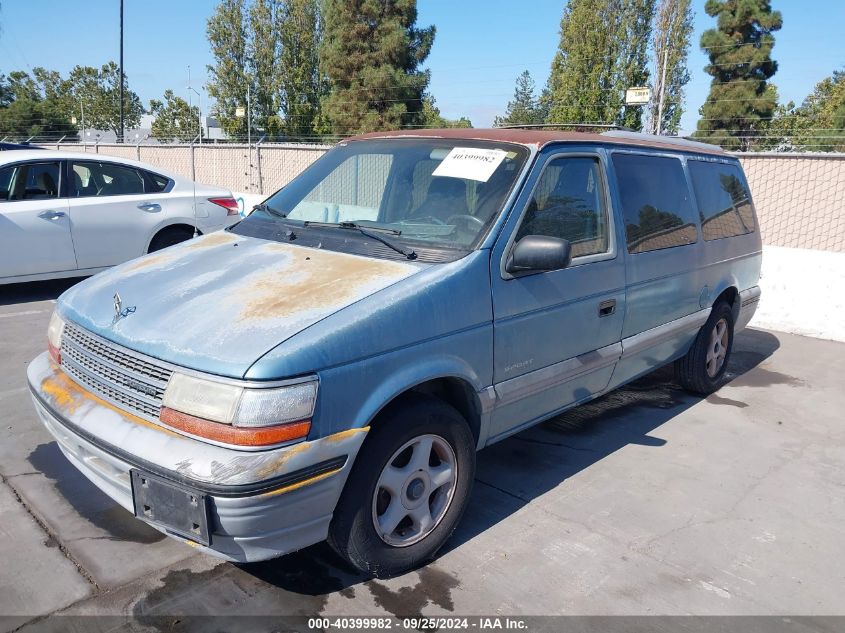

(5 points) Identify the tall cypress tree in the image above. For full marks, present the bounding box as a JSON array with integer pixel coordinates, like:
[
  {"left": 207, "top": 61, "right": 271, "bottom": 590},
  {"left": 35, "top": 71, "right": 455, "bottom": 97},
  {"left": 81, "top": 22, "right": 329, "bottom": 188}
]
[
  {"left": 544, "top": 0, "right": 618, "bottom": 125},
  {"left": 543, "top": 0, "right": 654, "bottom": 129},
  {"left": 695, "top": 0, "right": 782, "bottom": 150},
  {"left": 279, "top": 0, "right": 323, "bottom": 138},
  {"left": 648, "top": 0, "right": 693, "bottom": 135},
  {"left": 319, "top": 0, "right": 435, "bottom": 135},
  {"left": 207, "top": 0, "right": 249, "bottom": 137},
  {"left": 616, "top": 0, "right": 656, "bottom": 130}
]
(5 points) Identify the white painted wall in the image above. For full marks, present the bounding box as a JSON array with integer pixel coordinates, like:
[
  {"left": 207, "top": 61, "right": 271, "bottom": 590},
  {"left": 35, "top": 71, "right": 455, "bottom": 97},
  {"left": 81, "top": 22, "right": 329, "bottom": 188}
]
[{"left": 752, "top": 245, "right": 845, "bottom": 342}]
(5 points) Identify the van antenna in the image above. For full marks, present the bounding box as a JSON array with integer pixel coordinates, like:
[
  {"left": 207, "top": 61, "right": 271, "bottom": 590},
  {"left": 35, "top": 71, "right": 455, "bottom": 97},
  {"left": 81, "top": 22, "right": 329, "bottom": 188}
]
[{"left": 191, "top": 134, "right": 200, "bottom": 238}]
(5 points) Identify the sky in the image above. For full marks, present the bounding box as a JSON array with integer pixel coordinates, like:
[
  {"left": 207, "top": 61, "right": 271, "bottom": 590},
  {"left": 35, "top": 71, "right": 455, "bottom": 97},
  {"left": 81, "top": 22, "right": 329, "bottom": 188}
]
[{"left": 1, "top": 0, "right": 843, "bottom": 135}]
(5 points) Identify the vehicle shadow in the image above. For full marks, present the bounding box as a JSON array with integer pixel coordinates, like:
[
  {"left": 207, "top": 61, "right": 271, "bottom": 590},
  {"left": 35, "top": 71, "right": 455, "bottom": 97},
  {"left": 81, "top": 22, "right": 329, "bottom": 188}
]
[
  {"left": 237, "top": 327, "right": 782, "bottom": 594},
  {"left": 0, "top": 277, "right": 87, "bottom": 306}
]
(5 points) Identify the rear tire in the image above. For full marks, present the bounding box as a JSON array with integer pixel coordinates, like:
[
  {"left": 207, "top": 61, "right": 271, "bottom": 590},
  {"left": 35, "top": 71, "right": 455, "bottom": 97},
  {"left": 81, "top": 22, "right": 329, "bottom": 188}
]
[
  {"left": 328, "top": 394, "right": 475, "bottom": 578},
  {"left": 675, "top": 301, "right": 734, "bottom": 395},
  {"left": 148, "top": 226, "right": 196, "bottom": 253}
]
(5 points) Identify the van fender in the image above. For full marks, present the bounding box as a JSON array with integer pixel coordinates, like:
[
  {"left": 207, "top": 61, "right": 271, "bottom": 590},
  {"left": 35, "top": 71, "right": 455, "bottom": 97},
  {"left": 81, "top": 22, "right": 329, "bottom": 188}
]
[
  {"left": 353, "top": 355, "right": 487, "bottom": 431},
  {"left": 708, "top": 274, "right": 741, "bottom": 319}
]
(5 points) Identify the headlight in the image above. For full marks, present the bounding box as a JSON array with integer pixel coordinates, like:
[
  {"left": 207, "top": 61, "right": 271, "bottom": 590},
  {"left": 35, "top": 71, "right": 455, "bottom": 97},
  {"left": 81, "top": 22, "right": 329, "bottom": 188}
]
[
  {"left": 47, "top": 311, "right": 66, "bottom": 364},
  {"left": 160, "top": 372, "right": 317, "bottom": 448}
]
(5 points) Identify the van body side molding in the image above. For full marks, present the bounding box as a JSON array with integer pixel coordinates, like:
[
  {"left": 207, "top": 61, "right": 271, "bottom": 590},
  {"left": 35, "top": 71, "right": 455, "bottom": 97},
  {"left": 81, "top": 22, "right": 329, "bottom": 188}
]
[
  {"left": 621, "top": 308, "right": 712, "bottom": 358},
  {"left": 494, "top": 342, "right": 623, "bottom": 407}
]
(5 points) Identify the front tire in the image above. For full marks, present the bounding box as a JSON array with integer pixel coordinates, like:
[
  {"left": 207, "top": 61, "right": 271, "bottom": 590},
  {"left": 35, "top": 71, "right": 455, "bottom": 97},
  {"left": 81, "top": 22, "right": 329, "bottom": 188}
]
[
  {"left": 675, "top": 301, "right": 735, "bottom": 395},
  {"left": 328, "top": 394, "right": 475, "bottom": 578}
]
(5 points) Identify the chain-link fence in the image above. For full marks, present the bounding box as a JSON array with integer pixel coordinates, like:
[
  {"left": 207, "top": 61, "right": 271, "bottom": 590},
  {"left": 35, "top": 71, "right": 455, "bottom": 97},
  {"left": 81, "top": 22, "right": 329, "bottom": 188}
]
[
  {"left": 47, "top": 141, "right": 332, "bottom": 195},
  {"left": 737, "top": 153, "right": 845, "bottom": 252},
  {"left": 44, "top": 142, "right": 845, "bottom": 253}
]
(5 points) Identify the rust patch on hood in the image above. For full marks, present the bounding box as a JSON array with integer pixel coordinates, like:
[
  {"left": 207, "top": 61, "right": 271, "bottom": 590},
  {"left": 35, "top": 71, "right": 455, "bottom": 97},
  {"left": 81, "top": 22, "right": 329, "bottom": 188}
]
[
  {"left": 186, "top": 231, "right": 239, "bottom": 250},
  {"left": 122, "top": 232, "right": 237, "bottom": 273},
  {"left": 41, "top": 365, "right": 178, "bottom": 437},
  {"left": 240, "top": 244, "right": 415, "bottom": 321},
  {"left": 123, "top": 251, "right": 178, "bottom": 273}
]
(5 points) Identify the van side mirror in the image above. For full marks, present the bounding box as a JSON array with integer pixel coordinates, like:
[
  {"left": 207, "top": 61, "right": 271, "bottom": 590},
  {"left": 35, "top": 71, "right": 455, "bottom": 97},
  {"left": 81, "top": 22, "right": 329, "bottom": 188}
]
[{"left": 506, "top": 235, "right": 572, "bottom": 275}]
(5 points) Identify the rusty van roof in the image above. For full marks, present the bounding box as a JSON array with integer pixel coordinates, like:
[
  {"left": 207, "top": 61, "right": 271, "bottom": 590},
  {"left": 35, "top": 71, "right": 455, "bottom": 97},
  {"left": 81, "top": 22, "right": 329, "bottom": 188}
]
[{"left": 347, "top": 128, "right": 728, "bottom": 157}]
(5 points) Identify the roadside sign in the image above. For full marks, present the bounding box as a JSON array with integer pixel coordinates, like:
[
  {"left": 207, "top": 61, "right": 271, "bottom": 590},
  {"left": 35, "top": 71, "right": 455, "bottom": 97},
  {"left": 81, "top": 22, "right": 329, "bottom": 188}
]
[
  {"left": 235, "top": 107, "right": 246, "bottom": 118},
  {"left": 625, "top": 87, "right": 651, "bottom": 106}
]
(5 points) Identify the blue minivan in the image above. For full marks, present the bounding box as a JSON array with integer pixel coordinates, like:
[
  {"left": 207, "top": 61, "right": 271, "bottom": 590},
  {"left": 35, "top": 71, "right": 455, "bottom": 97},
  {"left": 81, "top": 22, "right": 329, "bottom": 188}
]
[{"left": 28, "top": 129, "right": 761, "bottom": 577}]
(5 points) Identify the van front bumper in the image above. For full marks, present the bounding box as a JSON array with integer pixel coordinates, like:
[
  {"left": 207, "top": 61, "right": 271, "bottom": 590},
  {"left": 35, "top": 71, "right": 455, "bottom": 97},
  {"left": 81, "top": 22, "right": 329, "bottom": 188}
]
[{"left": 27, "top": 352, "right": 367, "bottom": 563}]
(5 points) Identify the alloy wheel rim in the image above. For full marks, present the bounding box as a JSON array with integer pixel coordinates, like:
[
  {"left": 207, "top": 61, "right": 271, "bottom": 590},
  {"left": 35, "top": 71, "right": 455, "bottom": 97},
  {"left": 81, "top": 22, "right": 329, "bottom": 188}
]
[
  {"left": 371, "top": 434, "right": 458, "bottom": 547},
  {"left": 706, "top": 318, "right": 729, "bottom": 378}
]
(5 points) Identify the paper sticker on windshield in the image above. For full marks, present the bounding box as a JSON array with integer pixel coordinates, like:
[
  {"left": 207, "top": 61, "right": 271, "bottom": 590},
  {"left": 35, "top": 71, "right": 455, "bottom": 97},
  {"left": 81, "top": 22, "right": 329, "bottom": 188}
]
[{"left": 432, "top": 147, "right": 508, "bottom": 182}]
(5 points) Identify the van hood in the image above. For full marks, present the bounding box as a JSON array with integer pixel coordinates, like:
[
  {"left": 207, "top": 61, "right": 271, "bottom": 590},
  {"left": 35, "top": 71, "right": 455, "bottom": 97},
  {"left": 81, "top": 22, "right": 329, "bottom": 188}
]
[{"left": 58, "top": 231, "right": 422, "bottom": 377}]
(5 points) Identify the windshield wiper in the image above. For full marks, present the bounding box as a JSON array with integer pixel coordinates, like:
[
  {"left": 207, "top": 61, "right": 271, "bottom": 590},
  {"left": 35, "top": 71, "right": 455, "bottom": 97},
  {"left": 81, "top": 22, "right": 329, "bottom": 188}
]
[
  {"left": 252, "top": 202, "right": 287, "bottom": 218},
  {"left": 302, "top": 221, "right": 417, "bottom": 260}
]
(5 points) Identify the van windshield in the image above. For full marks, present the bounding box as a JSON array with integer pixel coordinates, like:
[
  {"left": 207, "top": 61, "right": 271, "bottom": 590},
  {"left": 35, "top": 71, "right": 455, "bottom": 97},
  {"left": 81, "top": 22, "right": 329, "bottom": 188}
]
[{"left": 244, "top": 139, "right": 530, "bottom": 250}]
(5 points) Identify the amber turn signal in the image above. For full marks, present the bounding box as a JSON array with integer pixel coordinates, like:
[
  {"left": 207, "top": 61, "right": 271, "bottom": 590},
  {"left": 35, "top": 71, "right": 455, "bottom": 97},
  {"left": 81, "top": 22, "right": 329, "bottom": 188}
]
[{"left": 159, "top": 407, "right": 311, "bottom": 447}]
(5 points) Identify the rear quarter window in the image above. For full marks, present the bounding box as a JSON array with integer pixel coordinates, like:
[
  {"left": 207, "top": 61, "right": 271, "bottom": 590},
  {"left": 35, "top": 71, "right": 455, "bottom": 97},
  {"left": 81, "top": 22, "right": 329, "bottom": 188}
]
[
  {"left": 144, "top": 170, "right": 172, "bottom": 193},
  {"left": 688, "top": 160, "right": 756, "bottom": 240},
  {"left": 611, "top": 153, "right": 698, "bottom": 254}
]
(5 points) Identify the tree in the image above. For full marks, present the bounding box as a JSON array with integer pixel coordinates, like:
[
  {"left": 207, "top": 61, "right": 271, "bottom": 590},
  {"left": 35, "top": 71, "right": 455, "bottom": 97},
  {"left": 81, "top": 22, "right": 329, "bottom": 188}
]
[
  {"left": 694, "top": 0, "right": 782, "bottom": 150},
  {"left": 279, "top": 0, "right": 323, "bottom": 137},
  {"left": 208, "top": 0, "right": 325, "bottom": 139},
  {"left": 0, "top": 75, "right": 11, "bottom": 108},
  {"left": 616, "top": 0, "right": 656, "bottom": 130},
  {"left": 249, "top": 0, "right": 283, "bottom": 135},
  {"left": 0, "top": 69, "right": 76, "bottom": 141},
  {"left": 494, "top": 71, "right": 544, "bottom": 127},
  {"left": 763, "top": 70, "right": 845, "bottom": 152},
  {"left": 543, "top": 0, "right": 655, "bottom": 130},
  {"left": 150, "top": 90, "right": 201, "bottom": 142},
  {"left": 420, "top": 96, "right": 471, "bottom": 128},
  {"left": 65, "top": 62, "right": 144, "bottom": 137},
  {"left": 207, "top": 0, "right": 250, "bottom": 137},
  {"left": 320, "top": 0, "right": 435, "bottom": 135},
  {"left": 544, "top": 0, "right": 617, "bottom": 125},
  {"left": 647, "top": 0, "right": 693, "bottom": 134}
]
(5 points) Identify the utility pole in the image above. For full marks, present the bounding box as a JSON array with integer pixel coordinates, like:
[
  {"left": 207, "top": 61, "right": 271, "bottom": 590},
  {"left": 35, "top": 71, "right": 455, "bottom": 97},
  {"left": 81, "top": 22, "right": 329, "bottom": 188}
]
[
  {"left": 656, "top": 47, "right": 668, "bottom": 136},
  {"left": 119, "top": 0, "right": 125, "bottom": 143}
]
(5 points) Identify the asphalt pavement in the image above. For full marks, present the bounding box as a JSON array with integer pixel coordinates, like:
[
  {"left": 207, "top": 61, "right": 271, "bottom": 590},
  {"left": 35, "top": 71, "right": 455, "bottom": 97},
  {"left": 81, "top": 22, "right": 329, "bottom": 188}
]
[{"left": 1, "top": 278, "right": 843, "bottom": 631}]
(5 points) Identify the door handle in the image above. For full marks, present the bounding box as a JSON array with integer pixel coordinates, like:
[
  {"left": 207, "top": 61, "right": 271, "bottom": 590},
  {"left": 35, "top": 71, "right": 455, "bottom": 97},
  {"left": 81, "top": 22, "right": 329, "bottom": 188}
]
[
  {"left": 38, "top": 210, "right": 66, "bottom": 220},
  {"left": 598, "top": 299, "right": 617, "bottom": 317},
  {"left": 137, "top": 202, "right": 162, "bottom": 212}
]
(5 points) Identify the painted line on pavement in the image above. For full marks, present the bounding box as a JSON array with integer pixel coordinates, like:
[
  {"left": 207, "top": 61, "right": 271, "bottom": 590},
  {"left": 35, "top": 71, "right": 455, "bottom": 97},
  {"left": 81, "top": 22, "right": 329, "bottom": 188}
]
[{"left": 0, "top": 309, "right": 49, "bottom": 319}]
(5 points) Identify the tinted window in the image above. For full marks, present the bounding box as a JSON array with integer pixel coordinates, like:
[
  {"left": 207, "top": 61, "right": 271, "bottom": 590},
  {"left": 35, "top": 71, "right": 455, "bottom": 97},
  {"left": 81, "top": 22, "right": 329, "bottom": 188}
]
[
  {"left": 516, "top": 156, "right": 609, "bottom": 258},
  {"left": 70, "top": 161, "right": 145, "bottom": 197},
  {"left": 0, "top": 163, "right": 61, "bottom": 201},
  {"left": 20, "top": 162, "right": 61, "bottom": 200},
  {"left": 688, "top": 160, "right": 756, "bottom": 240},
  {"left": 612, "top": 153, "right": 697, "bottom": 254},
  {"left": 145, "top": 171, "right": 171, "bottom": 192},
  {"left": 0, "top": 166, "right": 13, "bottom": 200}
]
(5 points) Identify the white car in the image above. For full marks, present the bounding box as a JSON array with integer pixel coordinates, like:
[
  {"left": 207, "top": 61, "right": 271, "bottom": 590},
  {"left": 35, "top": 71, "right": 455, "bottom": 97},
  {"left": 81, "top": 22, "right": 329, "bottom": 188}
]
[{"left": 0, "top": 150, "right": 240, "bottom": 284}]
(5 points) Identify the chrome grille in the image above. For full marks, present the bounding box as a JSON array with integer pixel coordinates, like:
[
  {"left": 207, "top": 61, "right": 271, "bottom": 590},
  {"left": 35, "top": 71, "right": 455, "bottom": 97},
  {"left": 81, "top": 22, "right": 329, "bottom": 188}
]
[{"left": 60, "top": 322, "right": 173, "bottom": 421}]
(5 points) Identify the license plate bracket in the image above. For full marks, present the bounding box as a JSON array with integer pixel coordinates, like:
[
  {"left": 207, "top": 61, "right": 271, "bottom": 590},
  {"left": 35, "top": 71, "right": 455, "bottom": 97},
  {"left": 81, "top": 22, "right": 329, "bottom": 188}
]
[{"left": 130, "top": 469, "right": 211, "bottom": 546}]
